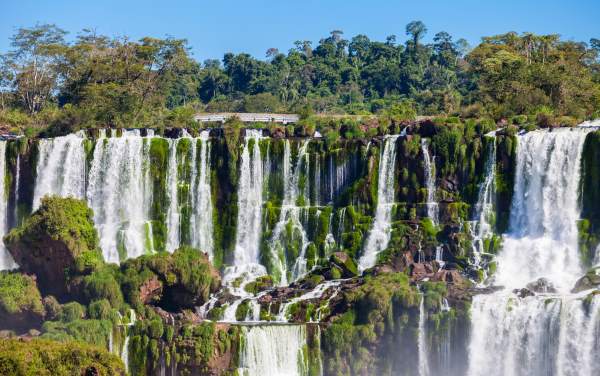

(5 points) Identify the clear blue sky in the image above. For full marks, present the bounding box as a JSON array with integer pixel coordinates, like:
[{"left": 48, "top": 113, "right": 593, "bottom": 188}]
[{"left": 2, "top": 0, "right": 599, "bottom": 61}]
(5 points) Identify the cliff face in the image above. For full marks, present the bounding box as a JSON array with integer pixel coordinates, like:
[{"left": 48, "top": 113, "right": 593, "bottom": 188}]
[{"left": 0, "top": 119, "right": 556, "bottom": 375}]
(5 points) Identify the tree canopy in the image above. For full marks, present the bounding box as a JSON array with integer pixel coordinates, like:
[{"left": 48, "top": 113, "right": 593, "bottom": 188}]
[{"left": 0, "top": 22, "right": 599, "bottom": 134}]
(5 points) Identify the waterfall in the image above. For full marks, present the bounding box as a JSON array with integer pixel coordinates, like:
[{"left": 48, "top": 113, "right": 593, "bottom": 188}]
[
  {"left": 232, "top": 130, "right": 266, "bottom": 268},
  {"left": 0, "top": 141, "right": 15, "bottom": 270},
  {"left": 467, "top": 128, "right": 600, "bottom": 376},
  {"left": 165, "top": 131, "right": 214, "bottom": 257},
  {"left": 358, "top": 135, "right": 399, "bottom": 271},
  {"left": 33, "top": 131, "right": 87, "bottom": 210},
  {"left": 189, "top": 131, "right": 214, "bottom": 256},
  {"left": 496, "top": 129, "right": 589, "bottom": 290},
  {"left": 120, "top": 309, "right": 136, "bottom": 373},
  {"left": 418, "top": 295, "right": 430, "bottom": 376},
  {"left": 268, "top": 140, "right": 310, "bottom": 285},
  {"left": 223, "top": 130, "right": 267, "bottom": 320},
  {"left": 238, "top": 325, "right": 308, "bottom": 376},
  {"left": 87, "top": 130, "right": 154, "bottom": 263},
  {"left": 421, "top": 139, "right": 438, "bottom": 225},
  {"left": 470, "top": 137, "right": 496, "bottom": 270},
  {"left": 165, "top": 138, "right": 180, "bottom": 252}
]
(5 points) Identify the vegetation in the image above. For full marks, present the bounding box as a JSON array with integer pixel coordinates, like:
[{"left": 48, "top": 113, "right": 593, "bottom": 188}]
[
  {"left": 0, "top": 338, "right": 125, "bottom": 375},
  {"left": 1, "top": 23, "right": 598, "bottom": 136}
]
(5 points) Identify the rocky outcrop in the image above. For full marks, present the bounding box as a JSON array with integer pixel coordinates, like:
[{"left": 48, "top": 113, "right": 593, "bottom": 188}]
[
  {"left": 120, "top": 246, "right": 221, "bottom": 310},
  {"left": 4, "top": 196, "right": 102, "bottom": 298}
]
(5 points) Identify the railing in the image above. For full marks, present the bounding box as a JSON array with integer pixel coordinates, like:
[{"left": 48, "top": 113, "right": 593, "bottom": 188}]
[{"left": 194, "top": 113, "right": 300, "bottom": 124}]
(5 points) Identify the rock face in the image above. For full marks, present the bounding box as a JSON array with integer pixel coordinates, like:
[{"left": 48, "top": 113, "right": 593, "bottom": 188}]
[
  {"left": 4, "top": 196, "right": 102, "bottom": 298},
  {"left": 0, "top": 272, "right": 45, "bottom": 333}
]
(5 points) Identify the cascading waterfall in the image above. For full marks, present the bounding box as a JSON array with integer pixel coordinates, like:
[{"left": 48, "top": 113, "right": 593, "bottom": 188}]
[
  {"left": 165, "top": 131, "right": 214, "bottom": 256},
  {"left": 418, "top": 294, "right": 430, "bottom": 376},
  {"left": 238, "top": 325, "right": 308, "bottom": 376},
  {"left": 165, "top": 137, "right": 181, "bottom": 252},
  {"left": 189, "top": 131, "right": 214, "bottom": 256},
  {"left": 31, "top": 129, "right": 214, "bottom": 264},
  {"left": 0, "top": 141, "right": 15, "bottom": 270},
  {"left": 87, "top": 130, "right": 154, "bottom": 263},
  {"left": 470, "top": 137, "right": 496, "bottom": 268},
  {"left": 120, "top": 309, "right": 137, "bottom": 373},
  {"left": 231, "top": 129, "right": 266, "bottom": 270},
  {"left": 223, "top": 130, "right": 267, "bottom": 321},
  {"left": 33, "top": 131, "right": 87, "bottom": 210},
  {"left": 467, "top": 128, "right": 600, "bottom": 376},
  {"left": 358, "top": 135, "right": 399, "bottom": 271},
  {"left": 268, "top": 139, "right": 311, "bottom": 285},
  {"left": 421, "top": 139, "right": 438, "bottom": 225}
]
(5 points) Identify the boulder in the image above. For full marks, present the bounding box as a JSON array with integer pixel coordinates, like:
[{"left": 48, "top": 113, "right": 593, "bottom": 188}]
[
  {"left": 572, "top": 268, "right": 600, "bottom": 293},
  {"left": 4, "top": 196, "right": 103, "bottom": 298},
  {"left": 330, "top": 252, "right": 358, "bottom": 278},
  {"left": 526, "top": 278, "right": 557, "bottom": 293}
]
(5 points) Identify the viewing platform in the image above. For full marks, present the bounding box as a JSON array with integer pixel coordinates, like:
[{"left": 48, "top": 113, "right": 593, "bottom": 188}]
[{"left": 194, "top": 112, "right": 300, "bottom": 124}]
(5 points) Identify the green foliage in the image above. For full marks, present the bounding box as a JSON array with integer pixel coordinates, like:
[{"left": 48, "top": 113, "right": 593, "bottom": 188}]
[
  {"left": 41, "top": 318, "right": 114, "bottom": 349},
  {"left": 5, "top": 196, "right": 99, "bottom": 262},
  {"left": 88, "top": 299, "right": 112, "bottom": 320},
  {"left": 59, "top": 302, "right": 86, "bottom": 322},
  {"left": 0, "top": 338, "right": 125, "bottom": 375},
  {"left": 82, "top": 267, "right": 123, "bottom": 307},
  {"left": 0, "top": 272, "right": 44, "bottom": 315}
]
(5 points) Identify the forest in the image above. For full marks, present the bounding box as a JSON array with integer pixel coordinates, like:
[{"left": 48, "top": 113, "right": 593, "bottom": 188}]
[{"left": 0, "top": 21, "right": 599, "bottom": 136}]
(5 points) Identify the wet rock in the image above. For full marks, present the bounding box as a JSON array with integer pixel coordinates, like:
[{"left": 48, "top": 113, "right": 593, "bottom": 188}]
[
  {"left": 526, "top": 278, "right": 557, "bottom": 293},
  {"left": 513, "top": 288, "right": 535, "bottom": 298},
  {"left": 572, "top": 268, "right": 600, "bottom": 293}
]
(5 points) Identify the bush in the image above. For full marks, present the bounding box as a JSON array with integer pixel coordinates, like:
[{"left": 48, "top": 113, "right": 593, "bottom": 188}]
[
  {"left": 59, "top": 302, "right": 86, "bottom": 322},
  {"left": 88, "top": 299, "right": 112, "bottom": 320},
  {"left": 0, "top": 338, "right": 125, "bottom": 375},
  {"left": 0, "top": 272, "right": 44, "bottom": 316}
]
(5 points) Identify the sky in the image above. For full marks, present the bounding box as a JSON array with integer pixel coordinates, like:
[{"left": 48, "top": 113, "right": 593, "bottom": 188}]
[{"left": 2, "top": 0, "right": 599, "bottom": 61}]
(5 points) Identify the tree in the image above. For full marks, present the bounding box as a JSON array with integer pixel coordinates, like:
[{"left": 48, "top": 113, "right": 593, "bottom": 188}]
[
  {"left": 406, "top": 21, "right": 428, "bottom": 50},
  {"left": 1, "top": 24, "right": 67, "bottom": 113}
]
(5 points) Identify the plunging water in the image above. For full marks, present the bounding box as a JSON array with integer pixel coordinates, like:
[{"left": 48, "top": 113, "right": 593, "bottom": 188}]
[
  {"left": 470, "top": 137, "right": 496, "bottom": 271},
  {"left": 32, "top": 130, "right": 215, "bottom": 263},
  {"left": 87, "top": 130, "right": 154, "bottom": 263},
  {"left": 467, "top": 128, "right": 600, "bottom": 376},
  {"left": 165, "top": 131, "right": 214, "bottom": 257},
  {"left": 238, "top": 325, "right": 308, "bottom": 376},
  {"left": 268, "top": 140, "right": 311, "bottom": 285},
  {"left": 223, "top": 130, "right": 268, "bottom": 320},
  {"left": 418, "top": 294, "right": 430, "bottom": 376},
  {"left": 359, "top": 135, "right": 399, "bottom": 271},
  {"left": 421, "top": 139, "right": 438, "bottom": 225},
  {"left": 0, "top": 141, "right": 15, "bottom": 270},
  {"left": 33, "top": 131, "right": 87, "bottom": 209}
]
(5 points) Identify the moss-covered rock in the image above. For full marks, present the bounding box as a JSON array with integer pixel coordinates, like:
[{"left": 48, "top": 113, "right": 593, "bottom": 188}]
[
  {"left": 0, "top": 272, "right": 45, "bottom": 332},
  {"left": 329, "top": 252, "right": 358, "bottom": 278},
  {"left": 119, "top": 246, "right": 221, "bottom": 311},
  {"left": 0, "top": 338, "right": 125, "bottom": 375},
  {"left": 4, "top": 196, "right": 102, "bottom": 298}
]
